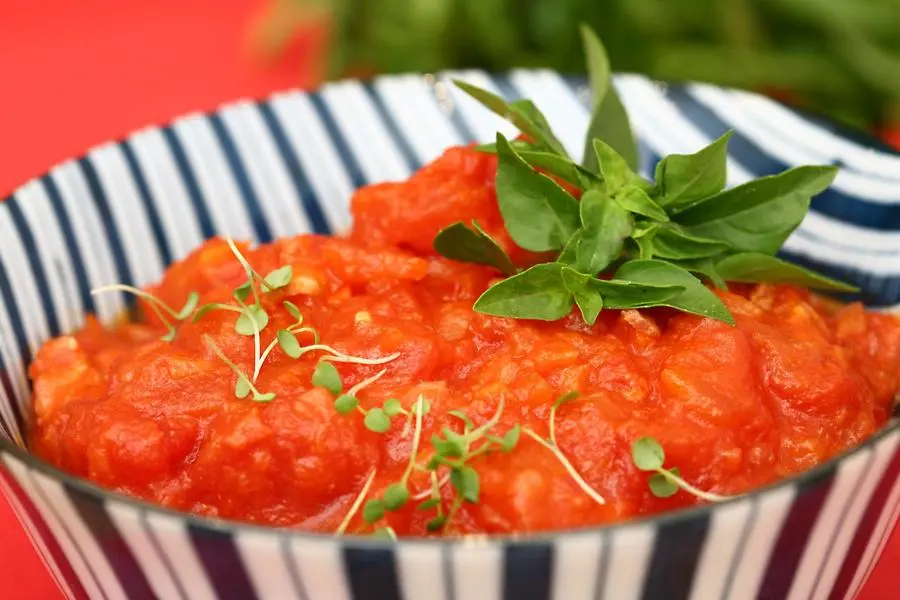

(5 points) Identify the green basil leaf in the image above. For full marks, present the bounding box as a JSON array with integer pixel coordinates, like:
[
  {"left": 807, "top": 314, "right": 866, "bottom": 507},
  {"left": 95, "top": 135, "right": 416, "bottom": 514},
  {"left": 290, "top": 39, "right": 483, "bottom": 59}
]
[
  {"left": 515, "top": 150, "right": 600, "bottom": 189},
  {"left": 715, "top": 253, "right": 858, "bottom": 292},
  {"left": 632, "top": 236, "right": 655, "bottom": 260},
  {"left": 651, "top": 224, "right": 731, "bottom": 259},
  {"left": 453, "top": 80, "right": 567, "bottom": 156},
  {"left": 674, "top": 166, "right": 839, "bottom": 254},
  {"left": 653, "top": 131, "right": 732, "bottom": 209},
  {"left": 495, "top": 134, "right": 581, "bottom": 251},
  {"left": 671, "top": 257, "right": 728, "bottom": 290},
  {"left": 613, "top": 185, "right": 669, "bottom": 222},
  {"left": 580, "top": 25, "right": 639, "bottom": 172},
  {"left": 576, "top": 189, "right": 633, "bottom": 275},
  {"left": 562, "top": 267, "right": 686, "bottom": 311},
  {"left": 557, "top": 229, "right": 582, "bottom": 265},
  {"left": 434, "top": 221, "right": 517, "bottom": 275},
  {"left": 473, "top": 263, "right": 573, "bottom": 320},
  {"left": 475, "top": 139, "right": 534, "bottom": 154},
  {"left": 615, "top": 259, "right": 734, "bottom": 324},
  {"left": 592, "top": 138, "right": 633, "bottom": 191},
  {"left": 560, "top": 268, "right": 604, "bottom": 325}
]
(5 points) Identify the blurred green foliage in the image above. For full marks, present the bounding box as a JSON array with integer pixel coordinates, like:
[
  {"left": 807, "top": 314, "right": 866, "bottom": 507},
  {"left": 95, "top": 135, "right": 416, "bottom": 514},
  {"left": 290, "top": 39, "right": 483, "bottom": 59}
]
[{"left": 267, "top": 0, "right": 900, "bottom": 130}]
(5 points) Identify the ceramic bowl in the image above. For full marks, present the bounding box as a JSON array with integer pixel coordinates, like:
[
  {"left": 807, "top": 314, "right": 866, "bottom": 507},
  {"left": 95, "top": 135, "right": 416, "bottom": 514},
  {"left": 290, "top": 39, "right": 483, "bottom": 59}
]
[{"left": 1, "top": 71, "right": 899, "bottom": 600}]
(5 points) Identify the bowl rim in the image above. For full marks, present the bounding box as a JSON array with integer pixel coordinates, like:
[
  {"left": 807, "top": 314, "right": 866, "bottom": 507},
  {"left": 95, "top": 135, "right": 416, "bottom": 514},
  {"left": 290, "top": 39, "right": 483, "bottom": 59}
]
[{"left": 1, "top": 70, "right": 899, "bottom": 547}]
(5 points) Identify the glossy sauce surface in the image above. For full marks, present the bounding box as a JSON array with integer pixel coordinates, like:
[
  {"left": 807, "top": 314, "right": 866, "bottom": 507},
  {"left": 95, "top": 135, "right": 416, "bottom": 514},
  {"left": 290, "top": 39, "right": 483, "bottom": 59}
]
[{"left": 30, "top": 147, "right": 900, "bottom": 535}]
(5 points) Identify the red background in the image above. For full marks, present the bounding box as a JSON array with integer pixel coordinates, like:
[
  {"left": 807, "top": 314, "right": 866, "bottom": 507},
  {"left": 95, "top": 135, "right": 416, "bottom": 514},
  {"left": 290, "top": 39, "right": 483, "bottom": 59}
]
[{"left": 0, "top": 1, "right": 896, "bottom": 598}]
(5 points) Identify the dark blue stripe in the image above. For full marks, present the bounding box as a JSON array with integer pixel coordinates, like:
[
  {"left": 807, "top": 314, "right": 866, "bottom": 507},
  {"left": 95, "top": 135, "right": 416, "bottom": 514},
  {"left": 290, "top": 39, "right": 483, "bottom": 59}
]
[
  {"left": 6, "top": 200, "right": 60, "bottom": 336},
  {"left": 435, "top": 78, "right": 477, "bottom": 143},
  {"left": 188, "top": 524, "right": 259, "bottom": 600},
  {"left": 257, "top": 102, "right": 332, "bottom": 234},
  {"left": 120, "top": 140, "right": 173, "bottom": 266},
  {"left": 594, "top": 534, "right": 611, "bottom": 600},
  {"left": 207, "top": 114, "right": 272, "bottom": 242},
  {"left": 758, "top": 467, "right": 836, "bottom": 598},
  {"left": 640, "top": 510, "right": 711, "bottom": 600},
  {"left": 503, "top": 543, "right": 554, "bottom": 600},
  {"left": 279, "top": 538, "right": 310, "bottom": 600},
  {"left": 342, "top": 546, "right": 402, "bottom": 600},
  {"left": 828, "top": 438, "right": 900, "bottom": 600},
  {"left": 0, "top": 254, "right": 31, "bottom": 371},
  {"left": 160, "top": 128, "right": 216, "bottom": 238},
  {"left": 719, "top": 501, "right": 758, "bottom": 600},
  {"left": 307, "top": 93, "right": 368, "bottom": 189},
  {"left": 66, "top": 485, "right": 157, "bottom": 600},
  {"left": 77, "top": 157, "right": 135, "bottom": 287},
  {"left": 665, "top": 87, "right": 900, "bottom": 232},
  {"left": 41, "top": 175, "right": 95, "bottom": 313},
  {"left": 490, "top": 74, "right": 523, "bottom": 103},
  {"left": 0, "top": 359, "right": 17, "bottom": 439},
  {"left": 362, "top": 83, "right": 420, "bottom": 171}
]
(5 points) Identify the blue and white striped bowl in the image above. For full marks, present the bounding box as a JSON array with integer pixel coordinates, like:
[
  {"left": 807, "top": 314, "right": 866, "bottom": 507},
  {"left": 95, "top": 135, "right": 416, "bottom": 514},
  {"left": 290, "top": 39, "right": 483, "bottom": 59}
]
[{"left": 1, "top": 71, "right": 899, "bottom": 600}]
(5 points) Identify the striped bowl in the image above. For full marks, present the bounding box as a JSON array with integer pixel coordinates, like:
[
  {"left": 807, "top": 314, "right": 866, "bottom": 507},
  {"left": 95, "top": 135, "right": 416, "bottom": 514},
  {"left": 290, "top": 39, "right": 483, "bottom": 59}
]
[{"left": 1, "top": 71, "right": 899, "bottom": 600}]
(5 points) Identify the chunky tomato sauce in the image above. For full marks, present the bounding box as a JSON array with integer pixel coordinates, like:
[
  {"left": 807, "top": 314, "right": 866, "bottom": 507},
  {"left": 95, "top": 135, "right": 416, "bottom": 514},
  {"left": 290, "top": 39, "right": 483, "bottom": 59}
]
[{"left": 30, "top": 147, "right": 900, "bottom": 535}]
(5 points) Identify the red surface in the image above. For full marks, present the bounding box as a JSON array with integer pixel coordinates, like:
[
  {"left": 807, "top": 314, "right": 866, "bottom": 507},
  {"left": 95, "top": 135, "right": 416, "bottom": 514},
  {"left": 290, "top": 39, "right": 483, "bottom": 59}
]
[{"left": 0, "top": 1, "right": 896, "bottom": 598}]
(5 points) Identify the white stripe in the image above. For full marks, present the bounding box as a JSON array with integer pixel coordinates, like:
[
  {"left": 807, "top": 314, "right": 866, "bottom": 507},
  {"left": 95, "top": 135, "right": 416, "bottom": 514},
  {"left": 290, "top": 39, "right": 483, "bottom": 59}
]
[
  {"left": 217, "top": 103, "right": 311, "bottom": 238},
  {"left": 786, "top": 449, "right": 875, "bottom": 600},
  {"left": 285, "top": 537, "right": 352, "bottom": 600},
  {"left": 232, "top": 529, "right": 299, "bottom": 600},
  {"left": 127, "top": 127, "right": 205, "bottom": 261},
  {"left": 439, "top": 70, "right": 519, "bottom": 143},
  {"left": 29, "top": 472, "right": 128, "bottom": 600},
  {"left": 0, "top": 211, "right": 50, "bottom": 354},
  {"left": 451, "top": 541, "right": 502, "bottom": 600},
  {"left": 689, "top": 85, "right": 900, "bottom": 201},
  {"left": 86, "top": 144, "right": 165, "bottom": 286},
  {"left": 551, "top": 534, "right": 603, "bottom": 600},
  {"left": 13, "top": 180, "right": 84, "bottom": 332},
  {"left": 374, "top": 75, "right": 465, "bottom": 163},
  {"left": 104, "top": 502, "right": 184, "bottom": 600},
  {"left": 0, "top": 288, "right": 28, "bottom": 431},
  {"left": 728, "top": 485, "right": 798, "bottom": 600},
  {"left": 508, "top": 69, "right": 591, "bottom": 160},
  {"left": 812, "top": 433, "right": 900, "bottom": 600},
  {"left": 396, "top": 542, "right": 448, "bottom": 600},
  {"left": 143, "top": 511, "right": 218, "bottom": 600},
  {"left": 726, "top": 88, "right": 900, "bottom": 180},
  {"left": 0, "top": 366, "right": 21, "bottom": 444},
  {"left": 688, "top": 498, "right": 754, "bottom": 600},
  {"left": 845, "top": 448, "right": 900, "bottom": 600},
  {"left": 601, "top": 524, "right": 656, "bottom": 600},
  {"left": 170, "top": 114, "right": 256, "bottom": 240},
  {"left": 320, "top": 81, "right": 412, "bottom": 183},
  {"left": 269, "top": 92, "right": 354, "bottom": 231},
  {"left": 0, "top": 472, "right": 75, "bottom": 600},
  {"left": 2, "top": 456, "right": 104, "bottom": 600},
  {"left": 49, "top": 164, "right": 123, "bottom": 321}
]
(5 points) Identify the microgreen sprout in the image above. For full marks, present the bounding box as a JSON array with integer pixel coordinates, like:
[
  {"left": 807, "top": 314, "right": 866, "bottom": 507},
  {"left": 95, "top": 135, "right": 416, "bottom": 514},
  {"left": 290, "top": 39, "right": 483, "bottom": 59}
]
[
  {"left": 91, "top": 285, "right": 199, "bottom": 341},
  {"left": 631, "top": 437, "right": 729, "bottom": 502},
  {"left": 335, "top": 469, "right": 377, "bottom": 535},
  {"left": 202, "top": 334, "right": 275, "bottom": 402},
  {"left": 312, "top": 362, "right": 343, "bottom": 395},
  {"left": 523, "top": 391, "right": 606, "bottom": 505}
]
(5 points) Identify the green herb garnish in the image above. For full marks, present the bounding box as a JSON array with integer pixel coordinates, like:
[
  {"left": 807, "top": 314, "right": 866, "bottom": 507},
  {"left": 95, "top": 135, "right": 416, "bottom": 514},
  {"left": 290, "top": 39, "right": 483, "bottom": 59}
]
[
  {"left": 90, "top": 285, "right": 199, "bottom": 342},
  {"left": 631, "top": 437, "right": 728, "bottom": 502},
  {"left": 435, "top": 25, "right": 856, "bottom": 326}
]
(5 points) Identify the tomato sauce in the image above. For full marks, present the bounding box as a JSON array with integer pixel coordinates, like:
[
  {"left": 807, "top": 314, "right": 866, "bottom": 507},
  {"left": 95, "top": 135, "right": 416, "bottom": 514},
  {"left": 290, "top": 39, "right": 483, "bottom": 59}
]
[{"left": 29, "top": 147, "right": 900, "bottom": 535}]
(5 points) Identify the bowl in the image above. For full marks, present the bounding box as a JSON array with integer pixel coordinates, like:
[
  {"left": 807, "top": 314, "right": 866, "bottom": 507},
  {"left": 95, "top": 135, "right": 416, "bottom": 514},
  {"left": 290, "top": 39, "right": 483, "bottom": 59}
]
[{"left": 1, "top": 70, "right": 899, "bottom": 600}]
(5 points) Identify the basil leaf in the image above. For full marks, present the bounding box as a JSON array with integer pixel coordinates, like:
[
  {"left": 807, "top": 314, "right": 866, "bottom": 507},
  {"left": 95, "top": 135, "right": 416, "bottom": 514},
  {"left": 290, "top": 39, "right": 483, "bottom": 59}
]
[
  {"left": 654, "top": 131, "right": 732, "bottom": 209},
  {"left": 434, "top": 221, "right": 517, "bottom": 275},
  {"left": 614, "top": 185, "right": 669, "bottom": 222},
  {"left": 592, "top": 138, "right": 633, "bottom": 191},
  {"left": 632, "top": 236, "right": 655, "bottom": 260},
  {"left": 476, "top": 139, "right": 533, "bottom": 154},
  {"left": 473, "top": 263, "right": 573, "bottom": 320},
  {"left": 674, "top": 166, "right": 839, "bottom": 254},
  {"left": 495, "top": 134, "right": 581, "bottom": 251},
  {"left": 454, "top": 80, "right": 567, "bottom": 156},
  {"left": 558, "top": 229, "right": 582, "bottom": 265},
  {"left": 576, "top": 189, "right": 633, "bottom": 275},
  {"left": 615, "top": 259, "right": 734, "bottom": 324},
  {"left": 562, "top": 267, "right": 686, "bottom": 312},
  {"left": 516, "top": 151, "right": 600, "bottom": 189},
  {"left": 580, "top": 25, "right": 639, "bottom": 172},
  {"left": 715, "top": 253, "right": 858, "bottom": 292},
  {"left": 651, "top": 224, "right": 731, "bottom": 259},
  {"left": 561, "top": 268, "right": 604, "bottom": 325},
  {"left": 672, "top": 257, "right": 728, "bottom": 290}
]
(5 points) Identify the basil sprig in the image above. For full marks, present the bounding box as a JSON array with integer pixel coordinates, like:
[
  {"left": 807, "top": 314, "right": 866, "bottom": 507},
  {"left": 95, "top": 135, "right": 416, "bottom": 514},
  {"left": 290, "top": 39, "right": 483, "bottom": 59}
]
[{"left": 434, "top": 25, "right": 856, "bottom": 326}]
